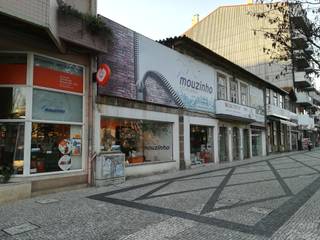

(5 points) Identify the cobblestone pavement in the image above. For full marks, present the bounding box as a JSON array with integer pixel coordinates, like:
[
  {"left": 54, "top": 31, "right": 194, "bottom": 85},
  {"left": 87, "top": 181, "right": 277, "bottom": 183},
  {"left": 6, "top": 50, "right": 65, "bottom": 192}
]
[{"left": 1, "top": 150, "right": 320, "bottom": 239}]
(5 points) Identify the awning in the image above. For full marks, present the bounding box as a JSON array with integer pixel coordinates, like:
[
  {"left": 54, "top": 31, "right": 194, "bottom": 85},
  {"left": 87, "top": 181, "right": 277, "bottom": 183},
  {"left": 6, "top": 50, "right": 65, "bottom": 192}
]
[{"left": 280, "top": 119, "right": 298, "bottom": 127}]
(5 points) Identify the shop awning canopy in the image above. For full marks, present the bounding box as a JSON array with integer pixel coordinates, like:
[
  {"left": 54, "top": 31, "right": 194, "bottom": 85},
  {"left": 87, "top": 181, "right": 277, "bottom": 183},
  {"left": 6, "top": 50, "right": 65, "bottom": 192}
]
[{"left": 280, "top": 119, "right": 298, "bottom": 127}]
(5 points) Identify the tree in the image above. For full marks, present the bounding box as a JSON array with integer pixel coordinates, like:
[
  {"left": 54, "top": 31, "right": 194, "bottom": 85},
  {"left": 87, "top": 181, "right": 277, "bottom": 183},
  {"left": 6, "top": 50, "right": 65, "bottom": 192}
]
[{"left": 249, "top": 0, "right": 320, "bottom": 80}]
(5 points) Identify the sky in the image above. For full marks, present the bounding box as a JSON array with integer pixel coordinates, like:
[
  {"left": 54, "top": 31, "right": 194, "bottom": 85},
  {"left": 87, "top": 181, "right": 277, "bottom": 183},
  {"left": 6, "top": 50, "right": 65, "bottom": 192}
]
[{"left": 97, "top": 0, "right": 243, "bottom": 40}]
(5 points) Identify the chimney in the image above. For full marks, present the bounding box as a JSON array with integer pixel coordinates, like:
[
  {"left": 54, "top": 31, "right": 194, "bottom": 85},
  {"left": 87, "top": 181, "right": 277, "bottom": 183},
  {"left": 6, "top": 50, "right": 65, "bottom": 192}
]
[{"left": 192, "top": 14, "right": 200, "bottom": 26}]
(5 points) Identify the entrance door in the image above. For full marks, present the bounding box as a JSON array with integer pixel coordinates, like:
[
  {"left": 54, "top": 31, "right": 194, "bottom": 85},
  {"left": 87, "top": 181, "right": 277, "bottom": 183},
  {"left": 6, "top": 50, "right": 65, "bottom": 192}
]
[
  {"left": 232, "top": 127, "right": 240, "bottom": 161},
  {"left": 252, "top": 130, "right": 262, "bottom": 156},
  {"left": 243, "top": 129, "right": 250, "bottom": 159},
  {"left": 219, "top": 127, "right": 228, "bottom": 162},
  {"left": 291, "top": 132, "right": 298, "bottom": 151}
]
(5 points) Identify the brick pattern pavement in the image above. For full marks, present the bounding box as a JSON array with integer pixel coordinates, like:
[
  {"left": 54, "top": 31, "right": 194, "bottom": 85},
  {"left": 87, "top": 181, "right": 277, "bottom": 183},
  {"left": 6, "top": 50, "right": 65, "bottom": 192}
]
[{"left": 1, "top": 150, "right": 320, "bottom": 239}]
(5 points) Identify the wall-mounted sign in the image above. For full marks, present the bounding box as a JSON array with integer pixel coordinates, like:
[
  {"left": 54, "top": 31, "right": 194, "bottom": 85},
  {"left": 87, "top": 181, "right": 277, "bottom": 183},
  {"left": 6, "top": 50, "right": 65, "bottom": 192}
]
[{"left": 96, "top": 64, "right": 111, "bottom": 86}]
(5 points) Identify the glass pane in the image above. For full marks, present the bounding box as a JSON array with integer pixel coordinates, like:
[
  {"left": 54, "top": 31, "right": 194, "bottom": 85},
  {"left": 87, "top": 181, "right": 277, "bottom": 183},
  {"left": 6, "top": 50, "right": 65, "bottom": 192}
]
[
  {"left": 34, "top": 55, "right": 83, "bottom": 93},
  {"left": 32, "top": 89, "right": 83, "bottom": 122},
  {"left": 31, "top": 123, "right": 82, "bottom": 174},
  {"left": 0, "top": 87, "right": 26, "bottom": 119},
  {"left": 190, "top": 125, "right": 214, "bottom": 165},
  {"left": 0, "top": 123, "right": 24, "bottom": 175},
  {"left": 100, "top": 118, "right": 173, "bottom": 164}
]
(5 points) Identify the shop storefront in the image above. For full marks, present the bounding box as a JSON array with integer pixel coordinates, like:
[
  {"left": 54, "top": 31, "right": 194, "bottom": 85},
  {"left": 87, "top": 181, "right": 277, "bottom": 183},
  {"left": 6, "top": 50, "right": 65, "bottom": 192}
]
[
  {"left": 219, "top": 127, "right": 229, "bottom": 162},
  {"left": 183, "top": 116, "right": 218, "bottom": 168},
  {"left": 251, "top": 129, "right": 263, "bottom": 157},
  {"left": 95, "top": 105, "right": 179, "bottom": 177},
  {"left": 0, "top": 53, "right": 86, "bottom": 178},
  {"left": 189, "top": 125, "right": 214, "bottom": 165}
]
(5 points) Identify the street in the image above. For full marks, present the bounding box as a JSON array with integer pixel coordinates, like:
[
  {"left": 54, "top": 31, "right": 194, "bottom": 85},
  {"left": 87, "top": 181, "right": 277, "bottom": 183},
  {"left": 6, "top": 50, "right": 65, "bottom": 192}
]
[{"left": 1, "top": 150, "right": 320, "bottom": 240}]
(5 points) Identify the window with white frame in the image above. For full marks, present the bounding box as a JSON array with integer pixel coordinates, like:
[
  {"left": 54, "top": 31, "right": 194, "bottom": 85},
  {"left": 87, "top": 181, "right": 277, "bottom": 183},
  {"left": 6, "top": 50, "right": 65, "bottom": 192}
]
[
  {"left": 229, "top": 78, "right": 238, "bottom": 103},
  {"left": 273, "top": 92, "right": 278, "bottom": 106},
  {"left": 240, "top": 82, "right": 248, "bottom": 105},
  {"left": 217, "top": 73, "right": 227, "bottom": 100},
  {"left": 279, "top": 95, "right": 284, "bottom": 108},
  {"left": 0, "top": 53, "right": 85, "bottom": 175}
]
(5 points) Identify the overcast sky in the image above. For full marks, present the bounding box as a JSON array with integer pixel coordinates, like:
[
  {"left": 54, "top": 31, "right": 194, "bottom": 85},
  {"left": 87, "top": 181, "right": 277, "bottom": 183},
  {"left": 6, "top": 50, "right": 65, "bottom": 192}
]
[{"left": 97, "top": 0, "right": 242, "bottom": 40}]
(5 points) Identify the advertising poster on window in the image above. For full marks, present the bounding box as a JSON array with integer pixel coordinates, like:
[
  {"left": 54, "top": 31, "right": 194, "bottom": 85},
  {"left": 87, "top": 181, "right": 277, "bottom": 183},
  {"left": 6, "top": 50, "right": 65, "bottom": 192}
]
[
  {"left": 143, "top": 123, "right": 173, "bottom": 162},
  {"left": 250, "top": 86, "right": 265, "bottom": 123},
  {"left": 98, "top": 18, "right": 215, "bottom": 113},
  {"left": 33, "top": 56, "right": 83, "bottom": 93}
]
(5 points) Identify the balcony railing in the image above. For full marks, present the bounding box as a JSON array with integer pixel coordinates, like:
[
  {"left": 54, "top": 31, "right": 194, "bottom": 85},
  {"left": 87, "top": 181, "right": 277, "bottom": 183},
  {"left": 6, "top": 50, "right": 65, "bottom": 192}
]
[
  {"left": 294, "top": 71, "right": 312, "bottom": 88},
  {"left": 266, "top": 104, "right": 297, "bottom": 121},
  {"left": 290, "top": 4, "right": 310, "bottom": 33},
  {"left": 215, "top": 100, "right": 264, "bottom": 123},
  {"left": 294, "top": 50, "right": 310, "bottom": 68},
  {"left": 298, "top": 114, "right": 315, "bottom": 129},
  {"left": 296, "top": 91, "right": 313, "bottom": 106},
  {"left": 291, "top": 29, "right": 308, "bottom": 49}
]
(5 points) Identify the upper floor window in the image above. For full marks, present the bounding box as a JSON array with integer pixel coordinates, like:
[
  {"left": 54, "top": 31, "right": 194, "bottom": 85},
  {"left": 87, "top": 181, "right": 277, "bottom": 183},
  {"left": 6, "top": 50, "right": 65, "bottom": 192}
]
[
  {"left": 217, "top": 74, "right": 227, "bottom": 100},
  {"left": 279, "top": 95, "right": 284, "bottom": 108},
  {"left": 266, "top": 89, "right": 270, "bottom": 104},
  {"left": 273, "top": 92, "right": 278, "bottom": 106},
  {"left": 240, "top": 83, "right": 248, "bottom": 105},
  {"left": 230, "top": 79, "right": 238, "bottom": 103}
]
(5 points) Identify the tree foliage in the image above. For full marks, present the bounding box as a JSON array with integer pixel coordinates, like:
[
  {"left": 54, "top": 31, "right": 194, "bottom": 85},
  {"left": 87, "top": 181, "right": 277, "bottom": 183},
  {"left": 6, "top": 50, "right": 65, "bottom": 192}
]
[{"left": 250, "top": 0, "right": 320, "bottom": 79}]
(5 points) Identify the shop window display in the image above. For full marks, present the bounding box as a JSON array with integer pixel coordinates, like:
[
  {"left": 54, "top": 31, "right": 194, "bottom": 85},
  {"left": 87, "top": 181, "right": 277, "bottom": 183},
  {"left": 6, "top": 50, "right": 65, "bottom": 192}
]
[
  {"left": 0, "top": 123, "right": 24, "bottom": 174},
  {"left": 30, "top": 123, "right": 82, "bottom": 174},
  {"left": 100, "top": 118, "right": 173, "bottom": 164},
  {"left": 190, "top": 125, "right": 214, "bottom": 165}
]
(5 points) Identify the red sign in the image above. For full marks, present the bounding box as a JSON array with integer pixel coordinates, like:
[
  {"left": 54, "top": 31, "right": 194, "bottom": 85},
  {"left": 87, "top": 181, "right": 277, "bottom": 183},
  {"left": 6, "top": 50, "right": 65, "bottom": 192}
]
[
  {"left": 33, "top": 66, "right": 83, "bottom": 93},
  {"left": 96, "top": 64, "right": 111, "bottom": 86},
  {"left": 0, "top": 64, "right": 27, "bottom": 85}
]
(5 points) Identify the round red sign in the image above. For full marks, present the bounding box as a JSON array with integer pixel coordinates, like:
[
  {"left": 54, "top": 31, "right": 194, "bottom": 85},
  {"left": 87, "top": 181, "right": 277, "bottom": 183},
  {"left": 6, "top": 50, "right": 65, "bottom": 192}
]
[{"left": 96, "top": 64, "right": 111, "bottom": 86}]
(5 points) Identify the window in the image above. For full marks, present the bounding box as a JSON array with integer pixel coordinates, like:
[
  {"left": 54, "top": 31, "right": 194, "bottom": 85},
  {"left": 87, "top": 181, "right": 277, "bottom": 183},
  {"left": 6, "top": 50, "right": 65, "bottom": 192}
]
[
  {"left": 229, "top": 79, "right": 238, "bottom": 103},
  {"left": 240, "top": 83, "right": 248, "bottom": 105},
  {"left": 32, "top": 89, "right": 83, "bottom": 122},
  {"left": 0, "top": 87, "right": 26, "bottom": 119},
  {"left": 279, "top": 95, "right": 284, "bottom": 108},
  {"left": 266, "top": 89, "right": 270, "bottom": 104},
  {"left": 217, "top": 74, "right": 227, "bottom": 100},
  {"left": 273, "top": 92, "right": 278, "bottom": 106},
  {"left": 0, "top": 123, "right": 24, "bottom": 174},
  {"left": 30, "top": 123, "right": 82, "bottom": 174},
  {"left": 100, "top": 118, "right": 173, "bottom": 164}
]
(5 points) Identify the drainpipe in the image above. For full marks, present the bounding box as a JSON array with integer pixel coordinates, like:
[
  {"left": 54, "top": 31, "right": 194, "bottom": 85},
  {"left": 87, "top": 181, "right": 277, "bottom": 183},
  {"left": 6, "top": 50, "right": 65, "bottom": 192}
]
[{"left": 88, "top": 55, "right": 97, "bottom": 186}]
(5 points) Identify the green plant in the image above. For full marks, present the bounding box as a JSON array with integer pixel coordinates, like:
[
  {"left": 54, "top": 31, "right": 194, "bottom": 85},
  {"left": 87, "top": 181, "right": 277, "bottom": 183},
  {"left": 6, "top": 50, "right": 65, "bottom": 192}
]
[
  {"left": 57, "top": 0, "right": 112, "bottom": 38},
  {"left": 0, "top": 165, "right": 14, "bottom": 184}
]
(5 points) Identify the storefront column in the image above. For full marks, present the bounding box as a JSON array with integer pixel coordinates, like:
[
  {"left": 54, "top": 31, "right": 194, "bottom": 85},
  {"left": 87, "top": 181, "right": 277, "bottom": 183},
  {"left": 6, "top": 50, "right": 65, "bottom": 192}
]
[
  {"left": 213, "top": 127, "right": 219, "bottom": 164},
  {"left": 228, "top": 127, "right": 233, "bottom": 162},
  {"left": 249, "top": 129, "right": 253, "bottom": 158},
  {"left": 261, "top": 130, "right": 267, "bottom": 156},
  {"left": 289, "top": 126, "right": 292, "bottom": 151},
  {"left": 239, "top": 128, "right": 244, "bottom": 161}
]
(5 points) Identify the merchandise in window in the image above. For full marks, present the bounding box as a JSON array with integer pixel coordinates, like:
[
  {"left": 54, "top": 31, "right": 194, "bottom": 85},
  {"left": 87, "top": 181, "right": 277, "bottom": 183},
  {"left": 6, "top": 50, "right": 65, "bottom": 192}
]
[
  {"left": 190, "top": 125, "right": 214, "bottom": 165},
  {"left": 0, "top": 123, "right": 24, "bottom": 174},
  {"left": 30, "top": 123, "right": 82, "bottom": 174},
  {"left": 217, "top": 74, "right": 227, "bottom": 100},
  {"left": 100, "top": 118, "right": 173, "bottom": 164},
  {"left": 0, "top": 87, "right": 26, "bottom": 119}
]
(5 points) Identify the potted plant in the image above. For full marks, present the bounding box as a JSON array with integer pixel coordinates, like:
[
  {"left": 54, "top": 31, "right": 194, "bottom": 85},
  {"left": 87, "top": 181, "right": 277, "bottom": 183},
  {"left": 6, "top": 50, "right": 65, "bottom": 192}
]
[{"left": 0, "top": 165, "right": 14, "bottom": 184}]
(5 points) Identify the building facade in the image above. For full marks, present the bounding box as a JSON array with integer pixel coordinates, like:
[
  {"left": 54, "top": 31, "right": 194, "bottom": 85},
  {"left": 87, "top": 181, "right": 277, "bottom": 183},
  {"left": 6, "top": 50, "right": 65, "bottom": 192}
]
[
  {"left": 0, "top": 0, "right": 108, "bottom": 195},
  {"left": 184, "top": 2, "right": 319, "bottom": 150}
]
